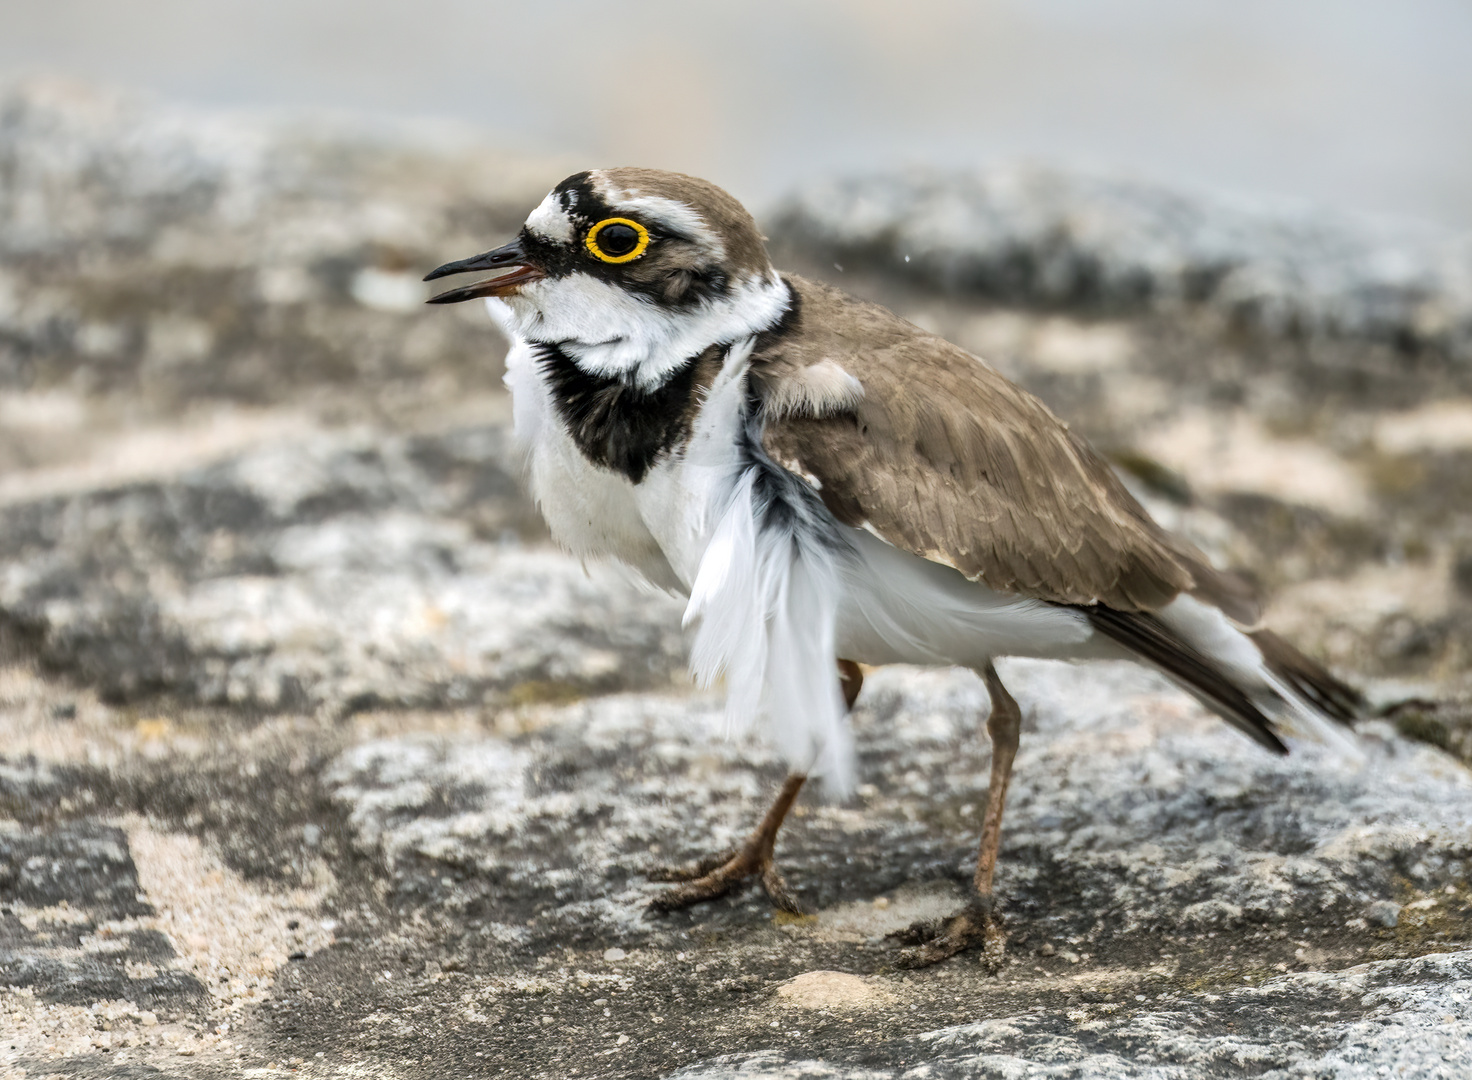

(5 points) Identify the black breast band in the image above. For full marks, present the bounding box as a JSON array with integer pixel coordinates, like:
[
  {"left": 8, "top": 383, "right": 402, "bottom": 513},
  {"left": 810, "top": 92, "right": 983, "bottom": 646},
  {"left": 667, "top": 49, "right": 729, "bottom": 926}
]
[{"left": 537, "top": 343, "right": 721, "bottom": 484}]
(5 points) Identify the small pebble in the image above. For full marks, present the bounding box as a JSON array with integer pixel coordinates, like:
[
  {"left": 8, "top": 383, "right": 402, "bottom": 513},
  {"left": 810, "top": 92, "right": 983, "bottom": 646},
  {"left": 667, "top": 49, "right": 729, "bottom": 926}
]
[
  {"left": 603, "top": 947, "right": 627, "bottom": 962},
  {"left": 1039, "top": 943, "right": 1056, "bottom": 956},
  {"left": 776, "top": 970, "right": 896, "bottom": 1010},
  {"left": 1366, "top": 900, "right": 1401, "bottom": 928}
]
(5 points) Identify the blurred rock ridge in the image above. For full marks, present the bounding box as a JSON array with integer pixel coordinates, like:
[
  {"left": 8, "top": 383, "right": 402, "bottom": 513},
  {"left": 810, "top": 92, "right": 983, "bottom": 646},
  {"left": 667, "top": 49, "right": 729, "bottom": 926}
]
[
  {"left": 775, "top": 168, "right": 1472, "bottom": 370},
  {"left": 1, "top": 78, "right": 1471, "bottom": 1080}
]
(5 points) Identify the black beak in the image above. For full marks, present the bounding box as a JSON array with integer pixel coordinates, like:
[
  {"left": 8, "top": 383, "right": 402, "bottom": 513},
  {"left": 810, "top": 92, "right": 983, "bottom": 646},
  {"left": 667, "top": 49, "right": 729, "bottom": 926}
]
[{"left": 423, "top": 238, "right": 546, "bottom": 304}]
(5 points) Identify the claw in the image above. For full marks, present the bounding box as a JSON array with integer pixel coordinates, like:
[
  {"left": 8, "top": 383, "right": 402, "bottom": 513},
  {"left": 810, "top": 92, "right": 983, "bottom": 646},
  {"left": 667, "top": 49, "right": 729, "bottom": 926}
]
[
  {"left": 889, "top": 900, "right": 1006, "bottom": 970},
  {"left": 759, "top": 863, "right": 804, "bottom": 914},
  {"left": 647, "top": 773, "right": 808, "bottom": 916},
  {"left": 646, "top": 845, "right": 804, "bottom": 915}
]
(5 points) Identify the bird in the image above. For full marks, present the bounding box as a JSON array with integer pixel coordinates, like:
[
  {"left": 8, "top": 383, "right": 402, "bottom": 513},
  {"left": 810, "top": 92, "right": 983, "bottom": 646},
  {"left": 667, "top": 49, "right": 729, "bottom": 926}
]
[{"left": 423, "top": 168, "right": 1361, "bottom": 967}]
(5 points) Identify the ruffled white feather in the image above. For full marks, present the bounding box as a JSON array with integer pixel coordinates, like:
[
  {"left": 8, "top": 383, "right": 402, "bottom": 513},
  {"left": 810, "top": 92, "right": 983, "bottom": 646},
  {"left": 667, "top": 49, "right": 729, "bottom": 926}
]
[{"left": 684, "top": 466, "right": 855, "bottom": 795}]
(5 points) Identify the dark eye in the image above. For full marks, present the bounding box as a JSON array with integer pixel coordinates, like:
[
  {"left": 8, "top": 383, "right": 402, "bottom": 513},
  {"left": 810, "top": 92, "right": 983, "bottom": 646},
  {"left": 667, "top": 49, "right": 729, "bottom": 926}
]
[
  {"left": 585, "top": 217, "right": 650, "bottom": 263},
  {"left": 596, "top": 224, "right": 639, "bottom": 256}
]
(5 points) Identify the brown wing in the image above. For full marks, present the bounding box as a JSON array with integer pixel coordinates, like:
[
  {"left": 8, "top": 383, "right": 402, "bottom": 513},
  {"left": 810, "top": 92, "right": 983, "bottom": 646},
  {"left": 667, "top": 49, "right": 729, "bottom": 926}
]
[{"left": 753, "top": 276, "right": 1246, "bottom": 615}]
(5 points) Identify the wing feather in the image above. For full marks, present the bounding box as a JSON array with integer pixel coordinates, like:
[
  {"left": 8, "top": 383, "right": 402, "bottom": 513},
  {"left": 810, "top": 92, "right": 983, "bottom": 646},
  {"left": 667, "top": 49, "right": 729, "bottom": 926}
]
[
  {"left": 753, "top": 275, "right": 1224, "bottom": 614},
  {"left": 746, "top": 276, "right": 1365, "bottom": 744}
]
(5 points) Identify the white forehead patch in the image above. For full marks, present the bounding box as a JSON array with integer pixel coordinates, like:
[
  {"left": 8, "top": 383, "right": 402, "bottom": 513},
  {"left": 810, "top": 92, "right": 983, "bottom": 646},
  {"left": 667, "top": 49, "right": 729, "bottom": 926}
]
[{"left": 525, "top": 190, "right": 574, "bottom": 243}]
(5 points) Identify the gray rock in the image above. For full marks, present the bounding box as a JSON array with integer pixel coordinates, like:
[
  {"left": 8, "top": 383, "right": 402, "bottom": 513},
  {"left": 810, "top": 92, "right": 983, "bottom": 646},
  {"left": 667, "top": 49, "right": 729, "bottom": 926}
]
[
  {"left": 0, "top": 78, "right": 552, "bottom": 413},
  {"left": 9, "top": 654, "right": 1468, "bottom": 1078},
  {"left": 0, "top": 823, "right": 209, "bottom": 1015},
  {"left": 673, "top": 950, "right": 1472, "bottom": 1079},
  {"left": 325, "top": 661, "right": 1472, "bottom": 944},
  {"left": 1367, "top": 900, "right": 1402, "bottom": 928},
  {"left": 0, "top": 425, "right": 687, "bottom": 711},
  {"left": 772, "top": 166, "right": 1472, "bottom": 372},
  {"left": 68, "top": 659, "right": 1466, "bottom": 1079}
]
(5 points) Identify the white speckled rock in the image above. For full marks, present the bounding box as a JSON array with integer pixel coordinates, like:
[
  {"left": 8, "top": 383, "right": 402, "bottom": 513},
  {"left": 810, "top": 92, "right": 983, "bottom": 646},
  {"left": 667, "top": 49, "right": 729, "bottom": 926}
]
[
  {"left": 325, "top": 662, "right": 1472, "bottom": 943},
  {"left": 772, "top": 166, "right": 1472, "bottom": 368},
  {"left": 0, "top": 426, "right": 687, "bottom": 710},
  {"left": 672, "top": 950, "right": 1472, "bottom": 1078}
]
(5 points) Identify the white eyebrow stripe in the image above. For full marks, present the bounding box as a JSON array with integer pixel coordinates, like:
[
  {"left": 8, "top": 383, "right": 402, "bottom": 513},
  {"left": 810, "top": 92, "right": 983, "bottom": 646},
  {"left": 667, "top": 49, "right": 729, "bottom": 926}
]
[
  {"left": 588, "top": 172, "right": 724, "bottom": 259},
  {"left": 615, "top": 195, "right": 720, "bottom": 250}
]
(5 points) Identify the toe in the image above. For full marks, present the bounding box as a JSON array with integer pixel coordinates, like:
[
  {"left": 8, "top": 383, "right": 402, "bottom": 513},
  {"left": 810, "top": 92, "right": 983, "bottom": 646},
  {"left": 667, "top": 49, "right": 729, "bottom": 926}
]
[
  {"left": 759, "top": 864, "right": 805, "bottom": 915},
  {"left": 887, "top": 903, "right": 1004, "bottom": 969},
  {"left": 886, "top": 917, "right": 946, "bottom": 947},
  {"left": 646, "top": 877, "right": 734, "bottom": 913},
  {"left": 646, "top": 850, "right": 739, "bottom": 883},
  {"left": 646, "top": 851, "right": 763, "bottom": 913}
]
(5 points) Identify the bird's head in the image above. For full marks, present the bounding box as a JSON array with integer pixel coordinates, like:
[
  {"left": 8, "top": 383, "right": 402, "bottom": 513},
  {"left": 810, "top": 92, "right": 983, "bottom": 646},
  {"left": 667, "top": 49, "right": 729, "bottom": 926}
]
[{"left": 425, "top": 168, "right": 786, "bottom": 384}]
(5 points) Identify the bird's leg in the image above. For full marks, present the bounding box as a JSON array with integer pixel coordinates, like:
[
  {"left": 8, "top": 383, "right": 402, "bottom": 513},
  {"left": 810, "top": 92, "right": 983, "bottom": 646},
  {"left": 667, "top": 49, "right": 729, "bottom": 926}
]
[
  {"left": 837, "top": 657, "right": 864, "bottom": 712},
  {"left": 647, "top": 660, "right": 865, "bottom": 915},
  {"left": 895, "top": 662, "right": 1021, "bottom": 969},
  {"left": 647, "top": 772, "right": 807, "bottom": 913}
]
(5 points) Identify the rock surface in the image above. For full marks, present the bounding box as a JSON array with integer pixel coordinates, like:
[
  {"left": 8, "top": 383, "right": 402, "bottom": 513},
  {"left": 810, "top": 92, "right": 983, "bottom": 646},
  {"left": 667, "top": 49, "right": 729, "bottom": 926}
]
[
  {"left": 772, "top": 166, "right": 1472, "bottom": 372},
  {"left": 2, "top": 82, "right": 1471, "bottom": 1079},
  {"left": 0, "top": 77, "right": 557, "bottom": 416},
  {"left": 0, "top": 426, "right": 684, "bottom": 712}
]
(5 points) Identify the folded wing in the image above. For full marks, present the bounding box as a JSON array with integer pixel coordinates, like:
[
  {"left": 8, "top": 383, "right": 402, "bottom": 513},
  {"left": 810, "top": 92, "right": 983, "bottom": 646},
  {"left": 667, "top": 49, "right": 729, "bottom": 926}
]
[
  {"left": 749, "top": 275, "right": 1359, "bottom": 746},
  {"left": 752, "top": 276, "right": 1249, "bottom": 615}
]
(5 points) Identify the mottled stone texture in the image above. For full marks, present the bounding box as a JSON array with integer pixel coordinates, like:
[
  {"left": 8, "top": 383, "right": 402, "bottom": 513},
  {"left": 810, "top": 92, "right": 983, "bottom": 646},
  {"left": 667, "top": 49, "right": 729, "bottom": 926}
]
[
  {"left": 0, "top": 428, "right": 684, "bottom": 711},
  {"left": 770, "top": 167, "right": 1472, "bottom": 372},
  {"left": 2, "top": 82, "right": 1471, "bottom": 1079}
]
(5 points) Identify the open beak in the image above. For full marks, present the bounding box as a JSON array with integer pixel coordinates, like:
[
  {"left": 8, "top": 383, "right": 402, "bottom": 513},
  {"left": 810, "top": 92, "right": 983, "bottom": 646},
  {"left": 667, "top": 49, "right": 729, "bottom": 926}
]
[{"left": 423, "top": 238, "right": 546, "bottom": 304}]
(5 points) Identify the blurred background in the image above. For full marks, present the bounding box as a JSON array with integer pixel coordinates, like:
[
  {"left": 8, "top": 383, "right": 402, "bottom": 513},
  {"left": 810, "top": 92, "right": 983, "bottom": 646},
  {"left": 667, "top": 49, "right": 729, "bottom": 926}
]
[{"left": 3, "top": 0, "right": 1472, "bottom": 226}]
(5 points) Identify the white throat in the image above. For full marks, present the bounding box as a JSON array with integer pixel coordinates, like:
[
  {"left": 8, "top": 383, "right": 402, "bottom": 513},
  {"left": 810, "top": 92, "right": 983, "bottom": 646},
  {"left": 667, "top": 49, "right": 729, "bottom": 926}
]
[{"left": 485, "top": 270, "right": 790, "bottom": 389}]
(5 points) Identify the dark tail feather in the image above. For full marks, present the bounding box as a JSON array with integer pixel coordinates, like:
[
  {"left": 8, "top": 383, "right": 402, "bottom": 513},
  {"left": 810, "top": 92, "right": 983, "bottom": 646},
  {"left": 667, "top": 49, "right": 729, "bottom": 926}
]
[
  {"left": 1250, "top": 629, "right": 1363, "bottom": 725},
  {"left": 1084, "top": 605, "right": 1288, "bottom": 755}
]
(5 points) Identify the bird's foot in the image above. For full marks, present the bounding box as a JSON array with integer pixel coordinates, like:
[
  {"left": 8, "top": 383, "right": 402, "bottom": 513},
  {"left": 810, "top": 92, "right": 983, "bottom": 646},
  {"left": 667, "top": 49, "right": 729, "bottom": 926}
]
[
  {"left": 889, "top": 897, "right": 1006, "bottom": 970},
  {"left": 646, "top": 842, "right": 803, "bottom": 914}
]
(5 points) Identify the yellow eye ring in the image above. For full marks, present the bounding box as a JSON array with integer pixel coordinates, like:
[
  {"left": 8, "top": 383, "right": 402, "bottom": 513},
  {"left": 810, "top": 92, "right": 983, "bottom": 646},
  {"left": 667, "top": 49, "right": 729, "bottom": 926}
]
[{"left": 585, "top": 217, "right": 650, "bottom": 264}]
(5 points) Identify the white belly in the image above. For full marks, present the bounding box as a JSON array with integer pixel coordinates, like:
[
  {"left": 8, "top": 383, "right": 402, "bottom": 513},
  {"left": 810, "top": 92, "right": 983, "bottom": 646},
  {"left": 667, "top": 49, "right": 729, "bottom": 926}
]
[
  {"left": 503, "top": 337, "right": 682, "bottom": 590},
  {"left": 833, "top": 527, "right": 1105, "bottom": 667},
  {"left": 503, "top": 329, "right": 1115, "bottom": 794},
  {"left": 630, "top": 341, "right": 759, "bottom": 591}
]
